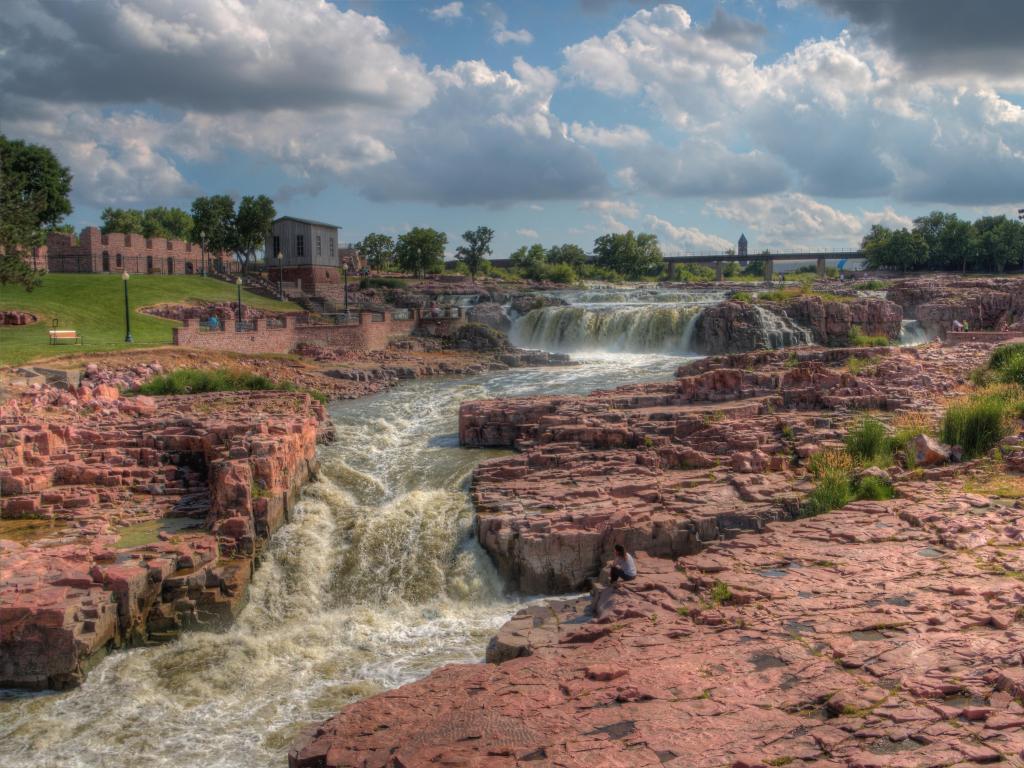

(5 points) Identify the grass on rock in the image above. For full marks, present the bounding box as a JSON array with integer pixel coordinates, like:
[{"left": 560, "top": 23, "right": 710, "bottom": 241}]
[
  {"left": 848, "top": 325, "right": 890, "bottom": 348},
  {"left": 0, "top": 274, "right": 300, "bottom": 366},
  {"left": 136, "top": 368, "right": 328, "bottom": 403},
  {"left": 940, "top": 393, "right": 1011, "bottom": 460}
]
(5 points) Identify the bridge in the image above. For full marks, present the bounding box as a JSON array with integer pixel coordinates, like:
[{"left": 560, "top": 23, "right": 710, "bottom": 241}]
[{"left": 663, "top": 249, "right": 863, "bottom": 280}]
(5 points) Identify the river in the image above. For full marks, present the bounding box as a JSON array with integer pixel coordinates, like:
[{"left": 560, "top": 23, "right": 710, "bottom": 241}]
[{"left": 0, "top": 338, "right": 685, "bottom": 767}]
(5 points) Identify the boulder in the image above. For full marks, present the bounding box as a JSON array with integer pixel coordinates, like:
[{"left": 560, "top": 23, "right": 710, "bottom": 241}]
[{"left": 912, "top": 434, "right": 951, "bottom": 466}]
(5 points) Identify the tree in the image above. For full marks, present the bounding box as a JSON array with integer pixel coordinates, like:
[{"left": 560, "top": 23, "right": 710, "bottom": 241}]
[
  {"left": 190, "top": 194, "right": 237, "bottom": 264},
  {"left": 455, "top": 226, "right": 494, "bottom": 279},
  {"left": 593, "top": 230, "right": 662, "bottom": 279},
  {"left": 939, "top": 217, "right": 976, "bottom": 273},
  {"left": 0, "top": 135, "right": 72, "bottom": 291},
  {"left": 546, "top": 243, "right": 587, "bottom": 268},
  {"left": 395, "top": 227, "right": 447, "bottom": 276},
  {"left": 356, "top": 233, "right": 396, "bottom": 271},
  {"left": 101, "top": 207, "right": 145, "bottom": 235},
  {"left": 142, "top": 207, "right": 193, "bottom": 239},
  {"left": 234, "top": 195, "right": 276, "bottom": 272},
  {"left": 510, "top": 243, "right": 547, "bottom": 278}
]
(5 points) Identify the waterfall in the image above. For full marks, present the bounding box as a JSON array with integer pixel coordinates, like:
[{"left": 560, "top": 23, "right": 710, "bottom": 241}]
[
  {"left": 899, "top": 319, "right": 934, "bottom": 346},
  {"left": 511, "top": 304, "right": 702, "bottom": 354},
  {"left": 750, "top": 305, "right": 814, "bottom": 349}
]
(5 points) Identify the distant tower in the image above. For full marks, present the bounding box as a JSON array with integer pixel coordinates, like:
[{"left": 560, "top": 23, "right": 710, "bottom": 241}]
[{"left": 738, "top": 233, "right": 748, "bottom": 258}]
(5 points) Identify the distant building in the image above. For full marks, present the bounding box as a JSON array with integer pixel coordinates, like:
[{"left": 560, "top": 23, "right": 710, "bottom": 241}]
[
  {"left": 265, "top": 215, "right": 350, "bottom": 291},
  {"left": 39, "top": 227, "right": 234, "bottom": 275},
  {"left": 738, "top": 233, "right": 748, "bottom": 258}
]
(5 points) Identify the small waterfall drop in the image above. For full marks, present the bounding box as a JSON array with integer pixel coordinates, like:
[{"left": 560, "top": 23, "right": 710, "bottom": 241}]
[
  {"left": 511, "top": 304, "right": 702, "bottom": 354},
  {"left": 750, "top": 305, "right": 814, "bottom": 349},
  {"left": 899, "top": 319, "right": 934, "bottom": 346}
]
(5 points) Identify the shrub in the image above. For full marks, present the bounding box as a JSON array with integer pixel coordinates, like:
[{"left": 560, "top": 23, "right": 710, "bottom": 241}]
[
  {"left": 857, "top": 279, "right": 890, "bottom": 291},
  {"left": 940, "top": 395, "right": 1011, "bottom": 459},
  {"left": 709, "top": 581, "right": 733, "bottom": 605},
  {"left": 731, "top": 291, "right": 753, "bottom": 303},
  {"left": 849, "top": 325, "right": 890, "bottom": 347},
  {"left": 359, "top": 276, "right": 407, "bottom": 290},
  {"left": 804, "top": 471, "right": 853, "bottom": 516},
  {"left": 539, "top": 262, "right": 578, "bottom": 284},
  {"left": 136, "top": 368, "right": 327, "bottom": 403},
  {"left": 846, "top": 356, "right": 877, "bottom": 375},
  {"left": 988, "top": 345, "right": 1024, "bottom": 386},
  {"left": 845, "top": 417, "right": 889, "bottom": 464},
  {"left": 807, "top": 449, "right": 854, "bottom": 479},
  {"left": 987, "top": 343, "right": 1024, "bottom": 372},
  {"left": 854, "top": 474, "right": 894, "bottom": 501}
]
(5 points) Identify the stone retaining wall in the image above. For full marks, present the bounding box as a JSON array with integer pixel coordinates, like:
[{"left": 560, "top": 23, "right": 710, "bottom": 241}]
[
  {"left": 945, "top": 331, "right": 1024, "bottom": 344},
  {"left": 171, "top": 310, "right": 440, "bottom": 354}
]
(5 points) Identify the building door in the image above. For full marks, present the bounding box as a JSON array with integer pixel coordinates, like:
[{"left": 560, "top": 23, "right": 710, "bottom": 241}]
[
  {"left": 146, "top": 255, "right": 153, "bottom": 273},
  {"left": 185, "top": 262, "right": 194, "bottom": 275},
  {"left": 102, "top": 252, "right": 110, "bottom": 272},
  {"left": 167, "top": 257, "right": 174, "bottom": 274}
]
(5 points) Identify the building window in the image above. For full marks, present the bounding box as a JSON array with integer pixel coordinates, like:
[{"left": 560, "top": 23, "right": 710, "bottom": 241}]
[
  {"left": 273, "top": 235, "right": 280, "bottom": 258},
  {"left": 316, "top": 234, "right": 322, "bottom": 260},
  {"left": 124, "top": 234, "right": 131, "bottom": 246},
  {"left": 329, "top": 238, "right": 334, "bottom": 257},
  {"left": 167, "top": 240, "right": 173, "bottom": 250},
  {"left": 296, "top": 234, "right": 304, "bottom": 259},
  {"left": 116, "top": 253, "right": 123, "bottom": 268}
]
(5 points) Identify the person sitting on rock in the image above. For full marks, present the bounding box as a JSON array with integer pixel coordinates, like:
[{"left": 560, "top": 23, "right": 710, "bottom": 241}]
[
  {"left": 951, "top": 319, "right": 963, "bottom": 332},
  {"left": 610, "top": 544, "right": 637, "bottom": 585}
]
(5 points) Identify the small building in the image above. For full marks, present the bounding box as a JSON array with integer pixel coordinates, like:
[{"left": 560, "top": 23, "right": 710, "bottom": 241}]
[
  {"left": 41, "top": 227, "right": 234, "bottom": 275},
  {"left": 265, "top": 216, "right": 345, "bottom": 292}
]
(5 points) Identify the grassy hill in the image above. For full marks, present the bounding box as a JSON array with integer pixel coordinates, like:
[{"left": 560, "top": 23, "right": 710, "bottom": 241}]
[{"left": 0, "top": 274, "right": 300, "bottom": 366}]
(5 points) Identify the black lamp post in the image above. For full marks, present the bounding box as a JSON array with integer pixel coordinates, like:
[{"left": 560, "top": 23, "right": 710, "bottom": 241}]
[
  {"left": 343, "top": 262, "right": 349, "bottom": 315},
  {"left": 122, "top": 271, "right": 133, "bottom": 343},
  {"left": 199, "top": 229, "right": 206, "bottom": 277},
  {"left": 276, "top": 250, "right": 284, "bottom": 299},
  {"left": 236, "top": 276, "right": 243, "bottom": 321}
]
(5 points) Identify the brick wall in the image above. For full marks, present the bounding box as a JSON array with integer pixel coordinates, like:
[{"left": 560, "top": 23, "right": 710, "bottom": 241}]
[
  {"left": 44, "top": 227, "right": 234, "bottom": 275},
  {"left": 945, "top": 331, "right": 1024, "bottom": 345},
  {"left": 172, "top": 311, "right": 422, "bottom": 354}
]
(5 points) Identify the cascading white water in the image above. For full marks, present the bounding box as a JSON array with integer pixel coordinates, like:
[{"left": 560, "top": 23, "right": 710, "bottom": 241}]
[
  {"left": 511, "top": 304, "right": 702, "bottom": 353},
  {"left": 899, "top": 319, "right": 934, "bottom": 346},
  {"left": 749, "top": 304, "right": 815, "bottom": 349},
  {"left": 0, "top": 355, "right": 684, "bottom": 768}
]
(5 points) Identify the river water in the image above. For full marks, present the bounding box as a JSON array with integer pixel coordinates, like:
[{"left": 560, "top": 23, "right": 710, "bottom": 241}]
[{"left": 0, "top": 342, "right": 684, "bottom": 768}]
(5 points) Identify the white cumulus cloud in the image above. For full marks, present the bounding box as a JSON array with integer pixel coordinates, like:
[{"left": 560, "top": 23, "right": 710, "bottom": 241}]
[{"left": 430, "top": 2, "right": 463, "bottom": 20}]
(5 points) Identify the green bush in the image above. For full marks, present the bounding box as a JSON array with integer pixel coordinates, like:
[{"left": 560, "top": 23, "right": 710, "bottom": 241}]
[
  {"left": 803, "top": 471, "right": 853, "bottom": 516},
  {"left": 539, "top": 262, "right": 578, "bottom": 284},
  {"left": 940, "top": 395, "right": 1010, "bottom": 459},
  {"left": 845, "top": 417, "right": 889, "bottom": 464},
  {"left": 854, "top": 474, "right": 894, "bottom": 501},
  {"left": 135, "top": 368, "right": 327, "bottom": 403},
  {"left": 848, "top": 325, "right": 890, "bottom": 347},
  {"left": 731, "top": 291, "right": 753, "bottom": 303},
  {"left": 986, "top": 344, "right": 1024, "bottom": 386},
  {"left": 857, "top": 279, "right": 890, "bottom": 291},
  {"left": 577, "top": 264, "right": 623, "bottom": 282},
  {"left": 359, "top": 276, "right": 407, "bottom": 290}
]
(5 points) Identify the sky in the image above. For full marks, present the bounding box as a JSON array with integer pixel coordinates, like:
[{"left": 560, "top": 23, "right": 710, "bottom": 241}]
[{"left": 1, "top": 0, "right": 1022, "bottom": 258}]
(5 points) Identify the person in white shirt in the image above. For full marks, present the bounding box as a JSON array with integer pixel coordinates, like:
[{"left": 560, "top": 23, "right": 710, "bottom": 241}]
[{"left": 610, "top": 544, "right": 637, "bottom": 584}]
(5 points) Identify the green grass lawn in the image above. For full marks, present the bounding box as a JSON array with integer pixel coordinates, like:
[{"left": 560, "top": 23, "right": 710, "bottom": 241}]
[{"left": 0, "top": 274, "right": 300, "bottom": 366}]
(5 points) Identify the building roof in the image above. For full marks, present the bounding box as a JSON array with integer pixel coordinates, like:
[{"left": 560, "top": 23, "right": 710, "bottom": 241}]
[
  {"left": 739, "top": 233, "right": 747, "bottom": 243},
  {"left": 273, "top": 215, "right": 342, "bottom": 230}
]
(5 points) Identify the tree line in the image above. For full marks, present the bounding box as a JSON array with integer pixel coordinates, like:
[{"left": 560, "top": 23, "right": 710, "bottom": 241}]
[
  {"left": 863, "top": 212, "right": 1024, "bottom": 273},
  {"left": 356, "top": 228, "right": 670, "bottom": 283}
]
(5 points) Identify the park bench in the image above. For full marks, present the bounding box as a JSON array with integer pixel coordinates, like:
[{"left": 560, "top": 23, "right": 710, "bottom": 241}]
[{"left": 48, "top": 329, "right": 82, "bottom": 345}]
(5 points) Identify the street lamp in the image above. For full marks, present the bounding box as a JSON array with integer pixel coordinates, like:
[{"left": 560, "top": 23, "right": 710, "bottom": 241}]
[
  {"left": 276, "top": 250, "right": 284, "bottom": 299},
  {"left": 236, "top": 276, "right": 243, "bottom": 322},
  {"left": 343, "top": 261, "right": 349, "bottom": 315},
  {"left": 122, "top": 271, "right": 133, "bottom": 343},
  {"left": 199, "top": 229, "right": 206, "bottom": 277}
]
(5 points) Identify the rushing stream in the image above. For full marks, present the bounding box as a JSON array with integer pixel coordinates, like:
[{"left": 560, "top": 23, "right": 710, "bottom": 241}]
[{"left": 0, "top": 348, "right": 685, "bottom": 768}]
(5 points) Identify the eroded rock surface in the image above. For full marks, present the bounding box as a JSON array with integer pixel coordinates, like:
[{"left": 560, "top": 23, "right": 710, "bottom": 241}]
[
  {"left": 292, "top": 491, "right": 1024, "bottom": 767},
  {"left": 460, "top": 344, "right": 986, "bottom": 592},
  {"left": 0, "top": 386, "right": 329, "bottom": 689}
]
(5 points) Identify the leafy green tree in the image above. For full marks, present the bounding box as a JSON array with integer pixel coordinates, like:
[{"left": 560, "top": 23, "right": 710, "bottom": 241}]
[
  {"left": 546, "top": 243, "right": 588, "bottom": 268},
  {"left": 455, "top": 226, "right": 494, "bottom": 279},
  {"left": 190, "top": 194, "right": 237, "bottom": 263},
  {"left": 939, "top": 217, "right": 976, "bottom": 273},
  {"left": 0, "top": 135, "right": 72, "bottom": 291},
  {"left": 143, "top": 207, "right": 193, "bottom": 239},
  {"left": 510, "top": 243, "right": 547, "bottom": 275},
  {"left": 593, "top": 231, "right": 662, "bottom": 279},
  {"left": 234, "top": 195, "right": 276, "bottom": 272},
  {"left": 974, "top": 216, "right": 1024, "bottom": 273},
  {"left": 395, "top": 227, "right": 447, "bottom": 276},
  {"left": 863, "top": 225, "right": 929, "bottom": 271},
  {"left": 355, "top": 233, "right": 396, "bottom": 271},
  {"left": 861, "top": 224, "right": 894, "bottom": 269},
  {"left": 101, "top": 207, "right": 145, "bottom": 235}
]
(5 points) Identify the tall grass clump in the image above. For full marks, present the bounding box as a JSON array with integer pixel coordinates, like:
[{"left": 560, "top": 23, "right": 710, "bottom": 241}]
[
  {"left": 855, "top": 474, "right": 895, "bottom": 501},
  {"left": 138, "top": 369, "right": 278, "bottom": 396},
  {"left": 848, "top": 325, "right": 890, "bottom": 348},
  {"left": 939, "top": 394, "right": 1010, "bottom": 459},
  {"left": 845, "top": 417, "right": 889, "bottom": 464}
]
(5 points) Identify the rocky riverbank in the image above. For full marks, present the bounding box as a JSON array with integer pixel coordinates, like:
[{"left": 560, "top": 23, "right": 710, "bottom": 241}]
[
  {"left": 292, "top": 338, "right": 1024, "bottom": 766},
  {"left": 0, "top": 384, "right": 330, "bottom": 689}
]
